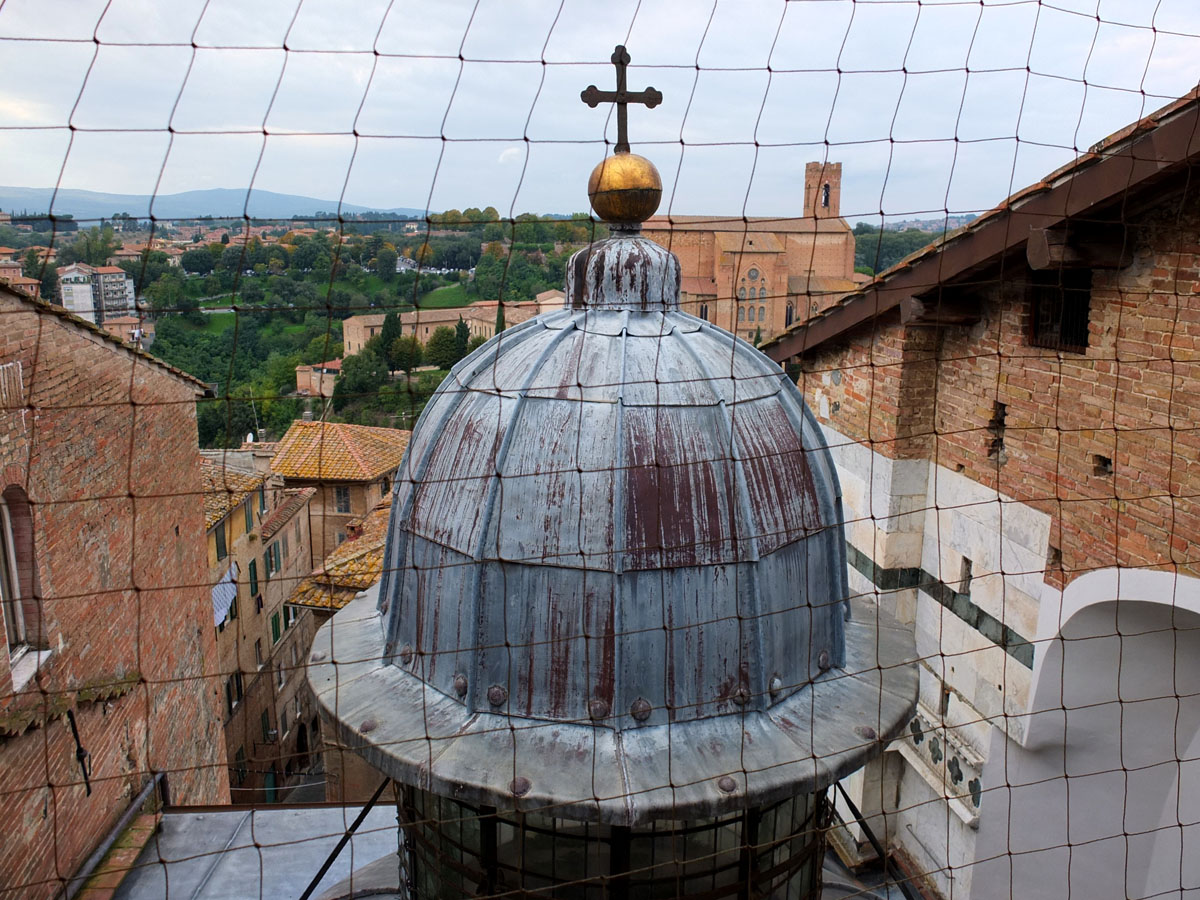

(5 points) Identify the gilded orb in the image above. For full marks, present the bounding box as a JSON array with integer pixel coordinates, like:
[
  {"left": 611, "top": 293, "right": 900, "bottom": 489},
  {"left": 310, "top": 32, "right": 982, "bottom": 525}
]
[{"left": 587, "top": 151, "right": 662, "bottom": 224}]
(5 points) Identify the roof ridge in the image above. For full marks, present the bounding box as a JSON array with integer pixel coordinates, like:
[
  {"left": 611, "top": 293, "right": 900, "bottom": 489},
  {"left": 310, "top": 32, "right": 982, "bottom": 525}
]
[{"left": 337, "top": 422, "right": 372, "bottom": 477}]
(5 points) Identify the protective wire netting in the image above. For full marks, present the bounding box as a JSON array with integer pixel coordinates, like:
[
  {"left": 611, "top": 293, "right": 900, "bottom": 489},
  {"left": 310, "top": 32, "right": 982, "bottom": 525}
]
[{"left": 1, "top": 0, "right": 1200, "bottom": 898}]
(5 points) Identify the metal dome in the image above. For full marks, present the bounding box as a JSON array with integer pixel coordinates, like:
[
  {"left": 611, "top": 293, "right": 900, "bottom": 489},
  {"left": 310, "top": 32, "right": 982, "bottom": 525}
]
[{"left": 308, "top": 230, "right": 917, "bottom": 826}]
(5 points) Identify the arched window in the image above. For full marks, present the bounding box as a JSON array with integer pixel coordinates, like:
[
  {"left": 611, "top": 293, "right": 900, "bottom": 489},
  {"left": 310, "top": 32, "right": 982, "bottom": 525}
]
[
  {"left": 759, "top": 306, "right": 766, "bottom": 322},
  {"left": 737, "top": 287, "right": 746, "bottom": 300},
  {"left": 748, "top": 307, "right": 755, "bottom": 322},
  {"left": 759, "top": 287, "right": 768, "bottom": 299},
  {"left": 821, "top": 183, "right": 831, "bottom": 208},
  {"left": 699, "top": 303, "right": 709, "bottom": 321},
  {"left": 738, "top": 306, "right": 745, "bottom": 322},
  {"left": 1, "top": 487, "right": 37, "bottom": 654},
  {"left": 785, "top": 303, "right": 794, "bottom": 327}
]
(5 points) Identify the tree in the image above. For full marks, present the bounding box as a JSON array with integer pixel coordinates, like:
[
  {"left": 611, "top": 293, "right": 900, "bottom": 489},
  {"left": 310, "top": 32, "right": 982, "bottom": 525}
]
[
  {"left": 332, "top": 347, "right": 387, "bottom": 412},
  {"left": 180, "top": 247, "right": 215, "bottom": 275},
  {"left": 495, "top": 300, "right": 506, "bottom": 335},
  {"left": 467, "top": 334, "right": 487, "bottom": 353},
  {"left": 425, "top": 326, "right": 460, "bottom": 370},
  {"left": 39, "top": 264, "right": 58, "bottom": 302},
  {"left": 120, "top": 250, "right": 170, "bottom": 294},
  {"left": 21, "top": 248, "right": 40, "bottom": 279},
  {"left": 390, "top": 335, "right": 423, "bottom": 374},
  {"left": 378, "top": 311, "right": 402, "bottom": 364},
  {"left": 220, "top": 244, "right": 245, "bottom": 272},
  {"left": 374, "top": 246, "right": 398, "bottom": 283},
  {"left": 220, "top": 233, "right": 230, "bottom": 245},
  {"left": 753, "top": 326, "right": 762, "bottom": 347},
  {"left": 454, "top": 317, "right": 469, "bottom": 360},
  {"left": 59, "top": 226, "right": 118, "bottom": 266},
  {"left": 481, "top": 222, "right": 506, "bottom": 243},
  {"left": 146, "top": 270, "right": 200, "bottom": 322}
]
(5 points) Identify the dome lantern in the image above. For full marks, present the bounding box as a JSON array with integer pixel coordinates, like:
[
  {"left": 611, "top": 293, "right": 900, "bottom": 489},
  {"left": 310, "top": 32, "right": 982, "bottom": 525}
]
[{"left": 308, "top": 47, "right": 917, "bottom": 898}]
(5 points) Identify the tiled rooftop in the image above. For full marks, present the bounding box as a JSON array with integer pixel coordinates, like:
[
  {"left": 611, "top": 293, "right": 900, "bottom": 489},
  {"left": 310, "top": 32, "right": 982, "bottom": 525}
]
[
  {"left": 199, "top": 456, "right": 265, "bottom": 530},
  {"left": 288, "top": 496, "right": 391, "bottom": 611},
  {"left": 271, "top": 421, "right": 410, "bottom": 483},
  {"left": 260, "top": 487, "right": 315, "bottom": 539}
]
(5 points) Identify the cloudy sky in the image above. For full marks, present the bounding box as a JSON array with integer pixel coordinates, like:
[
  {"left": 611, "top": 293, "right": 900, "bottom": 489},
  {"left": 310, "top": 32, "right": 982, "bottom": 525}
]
[{"left": 1, "top": 0, "right": 1199, "bottom": 222}]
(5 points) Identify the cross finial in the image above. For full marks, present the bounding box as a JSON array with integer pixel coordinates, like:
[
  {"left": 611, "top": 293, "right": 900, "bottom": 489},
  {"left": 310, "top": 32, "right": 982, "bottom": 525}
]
[{"left": 580, "top": 45, "right": 662, "bottom": 154}]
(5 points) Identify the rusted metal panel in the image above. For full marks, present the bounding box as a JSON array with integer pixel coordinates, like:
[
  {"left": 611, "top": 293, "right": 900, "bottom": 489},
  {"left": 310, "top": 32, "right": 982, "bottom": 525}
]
[
  {"left": 310, "top": 588, "right": 917, "bottom": 825},
  {"left": 320, "top": 229, "right": 915, "bottom": 824}
]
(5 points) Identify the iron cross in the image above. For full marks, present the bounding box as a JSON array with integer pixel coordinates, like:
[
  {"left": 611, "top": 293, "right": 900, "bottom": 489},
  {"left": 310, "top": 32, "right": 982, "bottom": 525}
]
[{"left": 580, "top": 45, "right": 662, "bottom": 153}]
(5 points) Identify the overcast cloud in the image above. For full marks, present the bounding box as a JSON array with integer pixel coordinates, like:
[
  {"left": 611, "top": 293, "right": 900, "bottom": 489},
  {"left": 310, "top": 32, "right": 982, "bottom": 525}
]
[{"left": 1, "top": 0, "right": 1199, "bottom": 222}]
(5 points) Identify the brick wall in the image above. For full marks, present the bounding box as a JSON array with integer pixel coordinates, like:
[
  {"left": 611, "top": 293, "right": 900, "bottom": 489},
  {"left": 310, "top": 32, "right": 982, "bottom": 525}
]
[
  {"left": 0, "top": 291, "right": 229, "bottom": 899},
  {"left": 797, "top": 189, "right": 1200, "bottom": 591}
]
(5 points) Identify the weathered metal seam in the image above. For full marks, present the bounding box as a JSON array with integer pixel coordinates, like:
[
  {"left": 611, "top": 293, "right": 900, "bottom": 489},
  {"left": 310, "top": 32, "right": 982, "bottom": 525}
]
[
  {"left": 697, "top": 319, "right": 849, "bottom": 666},
  {"left": 379, "top": 317, "right": 550, "bottom": 654},
  {"left": 466, "top": 315, "right": 581, "bottom": 714},
  {"left": 670, "top": 316, "right": 768, "bottom": 713},
  {"left": 611, "top": 308, "right": 630, "bottom": 736}
]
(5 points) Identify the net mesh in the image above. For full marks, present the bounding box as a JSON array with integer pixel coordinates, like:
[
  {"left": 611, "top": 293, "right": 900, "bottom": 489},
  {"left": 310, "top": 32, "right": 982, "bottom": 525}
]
[{"left": 1, "top": 0, "right": 1199, "bottom": 898}]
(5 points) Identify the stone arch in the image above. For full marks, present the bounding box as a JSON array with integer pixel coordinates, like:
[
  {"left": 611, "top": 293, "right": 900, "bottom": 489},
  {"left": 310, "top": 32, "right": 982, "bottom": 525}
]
[{"left": 972, "top": 569, "right": 1200, "bottom": 900}]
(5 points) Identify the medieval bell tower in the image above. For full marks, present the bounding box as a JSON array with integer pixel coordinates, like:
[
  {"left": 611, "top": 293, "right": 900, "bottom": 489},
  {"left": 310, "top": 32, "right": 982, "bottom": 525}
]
[{"left": 804, "top": 161, "right": 842, "bottom": 219}]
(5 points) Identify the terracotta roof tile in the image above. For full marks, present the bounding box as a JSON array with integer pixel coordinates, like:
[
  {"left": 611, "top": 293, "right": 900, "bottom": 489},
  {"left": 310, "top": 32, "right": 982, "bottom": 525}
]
[
  {"left": 199, "top": 456, "right": 265, "bottom": 531},
  {"left": 288, "top": 496, "right": 391, "bottom": 611},
  {"left": 271, "top": 420, "right": 411, "bottom": 482},
  {"left": 260, "top": 487, "right": 315, "bottom": 539}
]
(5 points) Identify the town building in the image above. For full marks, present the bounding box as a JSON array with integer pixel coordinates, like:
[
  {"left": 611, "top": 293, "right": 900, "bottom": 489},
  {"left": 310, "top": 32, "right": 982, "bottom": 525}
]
[
  {"left": 0, "top": 283, "right": 228, "bottom": 899},
  {"left": 0, "top": 259, "right": 40, "bottom": 299},
  {"left": 100, "top": 314, "right": 154, "bottom": 349},
  {"left": 269, "top": 420, "right": 410, "bottom": 561},
  {"left": 201, "top": 454, "right": 316, "bottom": 804},
  {"left": 341, "top": 290, "right": 565, "bottom": 356},
  {"left": 288, "top": 494, "right": 391, "bottom": 802},
  {"left": 90, "top": 265, "right": 136, "bottom": 322},
  {"left": 764, "top": 89, "right": 1200, "bottom": 899},
  {"left": 56, "top": 262, "right": 97, "bottom": 322},
  {"left": 642, "top": 162, "right": 859, "bottom": 344},
  {"left": 294, "top": 358, "right": 341, "bottom": 398}
]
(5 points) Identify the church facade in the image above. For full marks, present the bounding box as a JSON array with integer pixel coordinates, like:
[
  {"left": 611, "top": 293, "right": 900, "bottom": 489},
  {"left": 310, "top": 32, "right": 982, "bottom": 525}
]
[{"left": 642, "top": 162, "right": 860, "bottom": 343}]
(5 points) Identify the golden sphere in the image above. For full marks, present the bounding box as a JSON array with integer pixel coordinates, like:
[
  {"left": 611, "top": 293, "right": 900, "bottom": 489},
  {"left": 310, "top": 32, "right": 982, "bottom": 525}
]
[{"left": 587, "top": 152, "right": 662, "bottom": 224}]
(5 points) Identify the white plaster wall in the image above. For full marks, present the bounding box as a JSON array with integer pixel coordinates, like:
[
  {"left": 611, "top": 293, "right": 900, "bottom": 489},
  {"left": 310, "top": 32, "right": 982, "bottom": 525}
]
[
  {"left": 818, "top": 422, "right": 1072, "bottom": 898},
  {"left": 971, "top": 570, "right": 1200, "bottom": 900}
]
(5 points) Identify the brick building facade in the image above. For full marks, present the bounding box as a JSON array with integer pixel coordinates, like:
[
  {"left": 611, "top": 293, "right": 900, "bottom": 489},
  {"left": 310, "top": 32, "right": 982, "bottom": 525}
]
[
  {"left": 342, "top": 290, "right": 565, "bottom": 358},
  {"left": 0, "top": 286, "right": 228, "bottom": 899},
  {"left": 642, "top": 162, "right": 859, "bottom": 344},
  {"left": 270, "top": 420, "right": 410, "bottom": 561},
  {"left": 764, "top": 91, "right": 1200, "bottom": 899},
  {"left": 202, "top": 454, "right": 316, "bottom": 805}
]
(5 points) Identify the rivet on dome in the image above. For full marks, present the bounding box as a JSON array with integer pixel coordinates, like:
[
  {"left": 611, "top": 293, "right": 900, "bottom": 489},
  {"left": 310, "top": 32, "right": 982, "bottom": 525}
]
[
  {"left": 453, "top": 674, "right": 468, "bottom": 698},
  {"left": 717, "top": 775, "right": 739, "bottom": 794},
  {"left": 769, "top": 675, "right": 784, "bottom": 700},
  {"left": 818, "top": 649, "right": 831, "bottom": 671},
  {"left": 510, "top": 776, "right": 532, "bottom": 797},
  {"left": 588, "top": 698, "right": 610, "bottom": 720},
  {"left": 360, "top": 718, "right": 378, "bottom": 734},
  {"left": 487, "top": 685, "right": 508, "bottom": 707},
  {"left": 630, "top": 698, "right": 652, "bottom": 721},
  {"left": 399, "top": 644, "right": 414, "bottom": 665}
]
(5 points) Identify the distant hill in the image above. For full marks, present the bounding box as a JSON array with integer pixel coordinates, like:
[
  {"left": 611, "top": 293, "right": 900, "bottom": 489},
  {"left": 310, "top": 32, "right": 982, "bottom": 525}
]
[{"left": 0, "top": 186, "right": 427, "bottom": 223}]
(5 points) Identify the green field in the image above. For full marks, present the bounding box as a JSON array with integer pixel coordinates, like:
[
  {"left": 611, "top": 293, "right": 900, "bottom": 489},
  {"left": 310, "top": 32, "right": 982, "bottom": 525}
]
[
  {"left": 419, "top": 283, "right": 471, "bottom": 308},
  {"left": 181, "top": 311, "right": 236, "bottom": 334}
]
